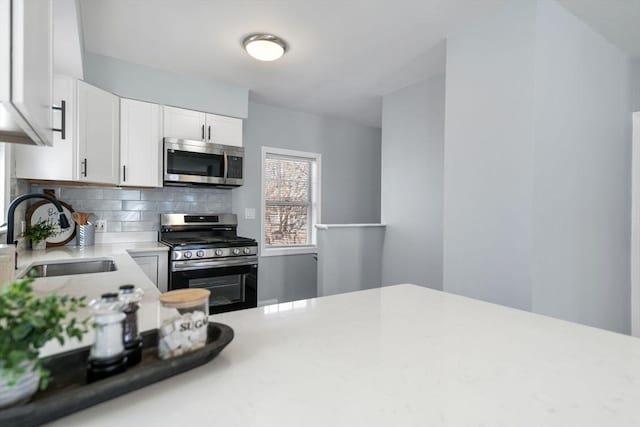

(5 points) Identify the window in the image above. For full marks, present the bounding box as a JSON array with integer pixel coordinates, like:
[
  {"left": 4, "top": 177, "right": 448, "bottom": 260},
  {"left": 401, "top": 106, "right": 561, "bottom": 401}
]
[{"left": 261, "top": 147, "right": 321, "bottom": 256}]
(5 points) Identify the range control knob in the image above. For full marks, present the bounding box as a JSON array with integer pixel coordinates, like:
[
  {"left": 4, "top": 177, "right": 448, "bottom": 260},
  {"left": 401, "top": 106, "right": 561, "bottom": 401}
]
[
  {"left": 196, "top": 250, "right": 205, "bottom": 258},
  {"left": 215, "top": 249, "right": 224, "bottom": 256},
  {"left": 232, "top": 248, "right": 241, "bottom": 255},
  {"left": 183, "top": 251, "right": 192, "bottom": 259},
  {"left": 243, "top": 247, "right": 252, "bottom": 255}
]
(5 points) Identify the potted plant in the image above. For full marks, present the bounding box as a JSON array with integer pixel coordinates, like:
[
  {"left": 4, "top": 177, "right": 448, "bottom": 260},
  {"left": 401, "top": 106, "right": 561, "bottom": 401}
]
[
  {"left": 0, "top": 276, "right": 88, "bottom": 408},
  {"left": 24, "top": 219, "right": 60, "bottom": 250}
]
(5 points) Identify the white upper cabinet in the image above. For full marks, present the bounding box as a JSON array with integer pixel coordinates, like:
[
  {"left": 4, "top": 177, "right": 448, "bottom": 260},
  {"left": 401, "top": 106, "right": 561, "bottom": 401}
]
[
  {"left": 120, "top": 98, "right": 162, "bottom": 187},
  {"left": 163, "top": 105, "right": 206, "bottom": 141},
  {"left": 15, "top": 75, "right": 77, "bottom": 180},
  {"left": 206, "top": 113, "right": 243, "bottom": 147},
  {"left": 163, "top": 105, "right": 242, "bottom": 146},
  {"left": 0, "top": 0, "right": 53, "bottom": 146},
  {"left": 77, "top": 80, "right": 119, "bottom": 184}
]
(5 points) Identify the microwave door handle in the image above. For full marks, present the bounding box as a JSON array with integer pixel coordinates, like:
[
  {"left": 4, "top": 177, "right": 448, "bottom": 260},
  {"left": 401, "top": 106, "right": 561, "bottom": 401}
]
[{"left": 223, "top": 151, "right": 228, "bottom": 183}]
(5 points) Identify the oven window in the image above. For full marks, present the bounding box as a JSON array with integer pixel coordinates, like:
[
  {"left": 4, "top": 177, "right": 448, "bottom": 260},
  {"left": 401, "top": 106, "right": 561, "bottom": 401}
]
[
  {"left": 189, "top": 275, "right": 244, "bottom": 307},
  {"left": 167, "top": 149, "right": 224, "bottom": 178}
]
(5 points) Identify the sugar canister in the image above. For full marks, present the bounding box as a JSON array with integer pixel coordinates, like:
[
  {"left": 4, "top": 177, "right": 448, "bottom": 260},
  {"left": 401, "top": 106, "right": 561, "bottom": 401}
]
[{"left": 158, "top": 289, "right": 210, "bottom": 359}]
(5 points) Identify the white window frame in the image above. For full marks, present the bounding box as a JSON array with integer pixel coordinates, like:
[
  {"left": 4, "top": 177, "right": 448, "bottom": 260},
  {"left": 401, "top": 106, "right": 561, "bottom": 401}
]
[
  {"left": 0, "top": 143, "right": 9, "bottom": 225},
  {"left": 261, "top": 146, "right": 321, "bottom": 257}
]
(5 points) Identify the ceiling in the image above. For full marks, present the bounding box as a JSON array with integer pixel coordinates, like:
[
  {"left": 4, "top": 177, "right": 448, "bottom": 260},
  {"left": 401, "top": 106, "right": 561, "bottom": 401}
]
[
  {"left": 78, "top": 0, "right": 509, "bottom": 127},
  {"left": 79, "top": 0, "right": 640, "bottom": 128},
  {"left": 557, "top": 0, "right": 640, "bottom": 58}
]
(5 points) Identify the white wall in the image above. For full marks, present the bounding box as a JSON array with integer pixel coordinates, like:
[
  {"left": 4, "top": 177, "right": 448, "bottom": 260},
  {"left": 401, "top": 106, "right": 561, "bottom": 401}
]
[
  {"left": 53, "top": 0, "right": 84, "bottom": 79},
  {"left": 83, "top": 52, "right": 248, "bottom": 118},
  {"left": 531, "top": 0, "right": 631, "bottom": 333},
  {"left": 443, "top": 0, "right": 631, "bottom": 333},
  {"left": 381, "top": 76, "right": 445, "bottom": 290},
  {"left": 233, "top": 102, "right": 382, "bottom": 304},
  {"left": 443, "top": 0, "right": 537, "bottom": 310}
]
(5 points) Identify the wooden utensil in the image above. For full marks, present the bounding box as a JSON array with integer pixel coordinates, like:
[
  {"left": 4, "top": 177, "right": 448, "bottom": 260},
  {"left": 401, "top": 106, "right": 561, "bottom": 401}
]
[{"left": 71, "top": 212, "right": 93, "bottom": 225}]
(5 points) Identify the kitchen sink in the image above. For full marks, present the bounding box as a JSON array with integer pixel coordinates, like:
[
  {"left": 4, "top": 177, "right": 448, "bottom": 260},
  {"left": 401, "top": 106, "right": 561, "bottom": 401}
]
[{"left": 24, "top": 258, "right": 117, "bottom": 278}]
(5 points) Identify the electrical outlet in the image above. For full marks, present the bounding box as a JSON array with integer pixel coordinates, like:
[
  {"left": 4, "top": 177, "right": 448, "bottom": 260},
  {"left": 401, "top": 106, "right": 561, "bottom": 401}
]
[{"left": 95, "top": 220, "right": 107, "bottom": 233}]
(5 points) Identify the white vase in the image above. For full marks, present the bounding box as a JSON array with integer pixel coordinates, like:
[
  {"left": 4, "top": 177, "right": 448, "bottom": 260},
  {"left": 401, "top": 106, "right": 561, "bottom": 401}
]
[
  {"left": 0, "top": 362, "right": 40, "bottom": 408},
  {"left": 32, "top": 240, "right": 47, "bottom": 251}
]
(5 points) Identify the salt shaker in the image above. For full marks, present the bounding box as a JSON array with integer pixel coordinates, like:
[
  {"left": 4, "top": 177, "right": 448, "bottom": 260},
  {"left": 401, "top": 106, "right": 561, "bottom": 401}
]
[
  {"left": 118, "top": 284, "right": 144, "bottom": 366},
  {"left": 87, "top": 293, "right": 127, "bottom": 382}
]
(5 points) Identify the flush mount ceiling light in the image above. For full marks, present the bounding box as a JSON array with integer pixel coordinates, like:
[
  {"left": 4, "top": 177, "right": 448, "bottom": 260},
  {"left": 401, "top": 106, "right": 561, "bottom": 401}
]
[{"left": 243, "top": 34, "right": 287, "bottom": 61}]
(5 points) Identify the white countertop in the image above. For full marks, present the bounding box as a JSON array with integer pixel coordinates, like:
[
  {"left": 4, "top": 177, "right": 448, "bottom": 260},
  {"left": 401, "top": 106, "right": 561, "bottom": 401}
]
[
  {"left": 47, "top": 284, "right": 640, "bottom": 427},
  {"left": 315, "top": 223, "right": 386, "bottom": 229},
  {"left": 16, "top": 243, "right": 169, "bottom": 357}
]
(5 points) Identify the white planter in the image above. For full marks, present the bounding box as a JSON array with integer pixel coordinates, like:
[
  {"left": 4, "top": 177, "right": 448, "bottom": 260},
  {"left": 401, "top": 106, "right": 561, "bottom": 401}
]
[
  {"left": 0, "top": 362, "right": 40, "bottom": 408},
  {"left": 32, "top": 240, "right": 46, "bottom": 250}
]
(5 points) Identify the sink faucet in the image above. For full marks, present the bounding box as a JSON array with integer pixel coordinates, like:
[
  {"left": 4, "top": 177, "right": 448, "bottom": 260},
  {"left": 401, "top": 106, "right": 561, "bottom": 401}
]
[{"left": 6, "top": 193, "right": 71, "bottom": 246}]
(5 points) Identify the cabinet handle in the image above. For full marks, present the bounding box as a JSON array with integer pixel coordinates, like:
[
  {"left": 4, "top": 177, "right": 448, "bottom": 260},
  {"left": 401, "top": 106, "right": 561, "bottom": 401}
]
[
  {"left": 208, "top": 125, "right": 211, "bottom": 141},
  {"left": 123, "top": 165, "right": 126, "bottom": 182},
  {"left": 82, "top": 158, "right": 87, "bottom": 177},
  {"left": 201, "top": 125, "right": 205, "bottom": 140},
  {"left": 52, "top": 100, "right": 66, "bottom": 140}
]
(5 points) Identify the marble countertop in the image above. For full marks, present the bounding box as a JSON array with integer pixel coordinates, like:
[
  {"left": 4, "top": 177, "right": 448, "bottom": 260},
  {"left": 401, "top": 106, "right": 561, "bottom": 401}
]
[
  {"left": 16, "top": 243, "right": 169, "bottom": 357},
  {"left": 48, "top": 284, "right": 640, "bottom": 427}
]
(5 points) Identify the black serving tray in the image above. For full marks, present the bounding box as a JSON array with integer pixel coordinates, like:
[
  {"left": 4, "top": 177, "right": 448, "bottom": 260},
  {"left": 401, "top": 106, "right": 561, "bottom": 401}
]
[{"left": 0, "top": 322, "right": 234, "bottom": 427}]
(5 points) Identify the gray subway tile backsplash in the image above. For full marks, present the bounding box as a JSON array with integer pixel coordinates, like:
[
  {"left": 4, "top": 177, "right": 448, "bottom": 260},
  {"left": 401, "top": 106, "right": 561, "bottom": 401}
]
[
  {"left": 102, "top": 189, "right": 141, "bottom": 200},
  {"left": 99, "top": 211, "right": 141, "bottom": 222},
  {"left": 61, "top": 188, "right": 104, "bottom": 200},
  {"left": 72, "top": 200, "right": 123, "bottom": 212},
  {"left": 30, "top": 184, "right": 232, "bottom": 236},
  {"left": 122, "top": 200, "right": 158, "bottom": 211}
]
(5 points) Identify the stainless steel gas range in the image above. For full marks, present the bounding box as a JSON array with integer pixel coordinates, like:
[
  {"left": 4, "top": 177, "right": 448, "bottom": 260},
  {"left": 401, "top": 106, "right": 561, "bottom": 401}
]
[{"left": 159, "top": 213, "right": 258, "bottom": 314}]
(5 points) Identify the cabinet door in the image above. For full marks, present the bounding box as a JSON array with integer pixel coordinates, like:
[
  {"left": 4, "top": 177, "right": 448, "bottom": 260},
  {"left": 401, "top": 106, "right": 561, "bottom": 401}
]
[
  {"left": 132, "top": 252, "right": 168, "bottom": 293},
  {"left": 15, "top": 75, "right": 76, "bottom": 180},
  {"left": 163, "top": 105, "right": 205, "bottom": 141},
  {"left": 120, "top": 98, "right": 162, "bottom": 187},
  {"left": 77, "top": 80, "right": 119, "bottom": 184},
  {"left": 10, "top": 0, "right": 53, "bottom": 146},
  {"left": 205, "top": 114, "right": 243, "bottom": 147},
  {"left": 133, "top": 256, "right": 158, "bottom": 286}
]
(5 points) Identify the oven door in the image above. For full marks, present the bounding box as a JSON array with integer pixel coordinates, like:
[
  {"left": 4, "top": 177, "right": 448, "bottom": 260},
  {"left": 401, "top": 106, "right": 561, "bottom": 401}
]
[
  {"left": 164, "top": 138, "right": 226, "bottom": 185},
  {"left": 170, "top": 257, "right": 258, "bottom": 314}
]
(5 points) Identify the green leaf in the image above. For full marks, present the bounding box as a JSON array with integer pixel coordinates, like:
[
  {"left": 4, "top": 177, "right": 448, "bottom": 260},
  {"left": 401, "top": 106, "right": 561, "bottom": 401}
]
[{"left": 0, "top": 275, "right": 88, "bottom": 391}]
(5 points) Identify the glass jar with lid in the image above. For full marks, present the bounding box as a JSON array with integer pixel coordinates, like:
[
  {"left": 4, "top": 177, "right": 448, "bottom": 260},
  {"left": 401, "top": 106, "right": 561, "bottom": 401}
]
[{"left": 158, "top": 289, "right": 210, "bottom": 359}]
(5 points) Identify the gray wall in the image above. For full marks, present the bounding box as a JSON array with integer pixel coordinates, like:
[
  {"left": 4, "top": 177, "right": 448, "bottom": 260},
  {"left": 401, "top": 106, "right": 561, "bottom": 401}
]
[
  {"left": 530, "top": 0, "right": 631, "bottom": 333},
  {"left": 444, "top": 0, "right": 537, "bottom": 311},
  {"left": 633, "top": 59, "right": 640, "bottom": 112},
  {"left": 381, "top": 76, "right": 445, "bottom": 290},
  {"left": 317, "top": 226, "right": 386, "bottom": 296},
  {"left": 30, "top": 184, "right": 231, "bottom": 234},
  {"left": 83, "top": 52, "right": 249, "bottom": 118},
  {"left": 443, "top": 0, "right": 631, "bottom": 333},
  {"left": 233, "top": 102, "right": 381, "bottom": 304}
]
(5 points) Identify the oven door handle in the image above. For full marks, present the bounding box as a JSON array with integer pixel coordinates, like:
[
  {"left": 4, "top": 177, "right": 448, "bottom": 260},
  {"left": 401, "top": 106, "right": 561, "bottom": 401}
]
[{"left": 172, "top": 256, "right": 258, "bottom": 272}]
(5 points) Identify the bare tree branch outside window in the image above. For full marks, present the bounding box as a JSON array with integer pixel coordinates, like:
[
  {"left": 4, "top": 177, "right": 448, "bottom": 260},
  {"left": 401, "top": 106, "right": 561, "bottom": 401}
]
[{"left": 264, "top": 155, "right": 314, "bottom": 246}]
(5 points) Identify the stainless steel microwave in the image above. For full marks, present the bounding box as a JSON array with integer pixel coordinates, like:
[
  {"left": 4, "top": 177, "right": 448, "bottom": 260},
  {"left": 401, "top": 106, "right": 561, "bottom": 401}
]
[{"left": 163, "top": 138, "right": 244, "bottom": 187}]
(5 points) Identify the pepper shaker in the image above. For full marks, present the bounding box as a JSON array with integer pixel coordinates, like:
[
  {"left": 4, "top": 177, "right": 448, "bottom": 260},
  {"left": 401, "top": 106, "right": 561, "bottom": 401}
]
[
  {"left": 87, "top": 293, "right": 127, "bottom": 382},
  {"left": 118, "top": 284, "right": 144, "bottom": 366}
]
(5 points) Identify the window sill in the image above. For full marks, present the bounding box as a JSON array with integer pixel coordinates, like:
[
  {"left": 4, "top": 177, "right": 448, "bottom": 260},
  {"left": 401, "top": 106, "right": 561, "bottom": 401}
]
[{"left": 261, "top": 246, "right": 317, "bottom": 257}]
